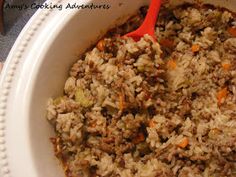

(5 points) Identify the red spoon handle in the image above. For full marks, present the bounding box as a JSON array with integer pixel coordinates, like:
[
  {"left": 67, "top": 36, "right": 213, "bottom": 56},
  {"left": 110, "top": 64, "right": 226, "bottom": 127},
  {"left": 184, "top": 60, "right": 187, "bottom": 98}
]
[{"left": 140, "top": 0, "right": 161, "bottom": 35}]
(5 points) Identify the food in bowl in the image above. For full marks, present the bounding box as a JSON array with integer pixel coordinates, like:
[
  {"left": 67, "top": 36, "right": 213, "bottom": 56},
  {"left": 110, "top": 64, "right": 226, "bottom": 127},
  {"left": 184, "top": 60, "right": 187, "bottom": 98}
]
[{"left": 47, "top": 3, "right": 236, "bottom": 177}]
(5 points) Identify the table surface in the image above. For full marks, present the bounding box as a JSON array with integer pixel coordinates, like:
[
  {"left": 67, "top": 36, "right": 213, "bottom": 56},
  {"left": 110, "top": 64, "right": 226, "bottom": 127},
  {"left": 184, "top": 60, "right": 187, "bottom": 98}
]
[{"left": 0, "top": 0, "right": 45, "bottom": 62}]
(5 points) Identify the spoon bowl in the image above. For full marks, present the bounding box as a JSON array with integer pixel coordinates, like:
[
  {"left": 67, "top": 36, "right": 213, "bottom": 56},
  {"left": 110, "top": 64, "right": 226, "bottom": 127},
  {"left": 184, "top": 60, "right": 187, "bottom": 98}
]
[{"left": 124, "top": 0, "right": 162, "bottom": 41}]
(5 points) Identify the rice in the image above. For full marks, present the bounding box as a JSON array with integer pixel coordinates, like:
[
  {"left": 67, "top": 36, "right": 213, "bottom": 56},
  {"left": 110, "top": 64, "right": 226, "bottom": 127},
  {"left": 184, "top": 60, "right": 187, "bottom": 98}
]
[{"left": 47, "top": 4, "right": 236, "bottom": 177}]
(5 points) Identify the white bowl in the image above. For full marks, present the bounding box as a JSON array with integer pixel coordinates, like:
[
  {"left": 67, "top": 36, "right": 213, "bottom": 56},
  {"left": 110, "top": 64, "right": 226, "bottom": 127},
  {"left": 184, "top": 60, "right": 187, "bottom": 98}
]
[{"left": 0, "top": 0, "right": 235, "bottom": 176}]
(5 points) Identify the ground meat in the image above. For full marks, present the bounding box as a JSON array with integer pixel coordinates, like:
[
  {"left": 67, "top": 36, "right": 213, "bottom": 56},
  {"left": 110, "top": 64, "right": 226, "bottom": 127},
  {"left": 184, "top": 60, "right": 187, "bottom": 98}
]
[
  {"left": 48, "top": 4, "right": 236, "bottom": 177},
  {"left": 224, "top": 38, "right": 236, "bottom": 53}
]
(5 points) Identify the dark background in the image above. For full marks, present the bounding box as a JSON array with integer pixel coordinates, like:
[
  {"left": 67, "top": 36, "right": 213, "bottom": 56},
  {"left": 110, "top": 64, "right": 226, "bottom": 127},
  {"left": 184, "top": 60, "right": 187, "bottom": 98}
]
[{"left": 0, "top": 0, "right": 45, "bottom": 61}]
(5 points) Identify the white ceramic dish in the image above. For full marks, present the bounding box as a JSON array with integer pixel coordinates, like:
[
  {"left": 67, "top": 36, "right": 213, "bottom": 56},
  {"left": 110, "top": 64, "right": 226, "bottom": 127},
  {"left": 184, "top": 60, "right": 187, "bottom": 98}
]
[{"left": 0, "top": 0, "right": 235, "bottom": 176}]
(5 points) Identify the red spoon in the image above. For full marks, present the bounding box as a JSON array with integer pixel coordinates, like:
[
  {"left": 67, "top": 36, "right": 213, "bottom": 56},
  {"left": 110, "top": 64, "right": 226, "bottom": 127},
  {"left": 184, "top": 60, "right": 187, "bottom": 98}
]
[{"left": 124, "top": 0, "right": 162, "bottom": 41}]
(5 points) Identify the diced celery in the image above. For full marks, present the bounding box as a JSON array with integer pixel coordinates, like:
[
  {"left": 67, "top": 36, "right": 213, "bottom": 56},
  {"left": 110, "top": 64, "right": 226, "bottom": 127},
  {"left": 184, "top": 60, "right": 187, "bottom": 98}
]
[{"left": 75, "top": 88, "right": 93, "bottom": 107}]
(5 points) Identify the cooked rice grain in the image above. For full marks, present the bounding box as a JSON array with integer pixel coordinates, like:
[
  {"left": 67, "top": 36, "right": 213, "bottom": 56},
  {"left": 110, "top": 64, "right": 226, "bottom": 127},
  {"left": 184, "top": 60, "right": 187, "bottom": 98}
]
[{"left": 47, "top": 4, "right": 236, "bottom": 177}]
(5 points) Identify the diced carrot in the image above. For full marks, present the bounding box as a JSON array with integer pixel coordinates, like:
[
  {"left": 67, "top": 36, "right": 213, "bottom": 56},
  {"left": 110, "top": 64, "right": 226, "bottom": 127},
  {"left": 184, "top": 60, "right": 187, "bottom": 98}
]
[
  {"left": 106, "top": 128, "right": 112, "bottom": 136},
  {"left": 119, "top": 92, "right": 125, "bottom": 111},
  {"left": 144, "top": 90, "right": 151, "bottom": 100},
  {"left": 167, "top": 59, "right": 177, "bottom": 70},
  {"left": 217, "top": 87, "right": 228, "bottom": 105},
  {"left": 96, "top": 39, "right": 105, "bottom": 51},
  {"left": 132, "top": 132, "right": 145, "bottom": 144},
  {"left": 228, "top": 27, "right": 236, "bottom": 37},
  {"left": 191, "top": 44, "right": 200, "bottom": 53},
  {"left": 149, "top": 119, "right": 156, "bottom": 128},
  {"left": 221, "top": 62, "right": 231, "bottom": 71},
  {"left": 160, "top": 38, "right": 175, "bottom": 48},
  {"left": 91, "top": 122, "right": 96, "bottom": 128},
  {"left": 177, "top": 137, "right": 189, "bottom": 148}
]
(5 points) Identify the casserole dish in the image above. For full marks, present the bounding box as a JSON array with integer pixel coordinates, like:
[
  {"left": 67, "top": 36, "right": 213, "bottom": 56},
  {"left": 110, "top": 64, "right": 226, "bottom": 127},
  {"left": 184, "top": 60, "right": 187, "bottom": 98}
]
[{"left": 0, "top": 0, "right": 235, "bottom": 176}]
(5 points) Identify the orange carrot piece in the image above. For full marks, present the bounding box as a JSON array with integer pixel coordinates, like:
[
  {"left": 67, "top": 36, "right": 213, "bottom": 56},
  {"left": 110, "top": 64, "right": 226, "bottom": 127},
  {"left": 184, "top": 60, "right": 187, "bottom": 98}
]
[
  {"left": 149, "top": 119, "right": 156, "bottom": 128},
  {"left": 222, "top": 63, "right": 231, "bottom": 71},
  {"left": 96, "top": 39, "right": 105, "bottom": 51},
  {"left": 91, "top": 122, "right": 96, "bottom": 128},
  {"left": 167, "top": 59, "right": 177, "bottom": 70},
  {"left": 217, "top": 87, "right": 228, "bottom": 105},
  {"left": 228, "top": 27, "right": 236, "bottom": 37},
  {"left": 132, "top": 132, "right": 145, "bottom": 144},
  {"left": 177, "top": 137, "right": 189, "bottom": 148},
  {"left": 160, "top": 38, "right": 175, "bottom": 48},
  {"left": 191, "top": 44, "right": 200, "bottom": 53},
  {"left": 119, "top": 92, "right": 125, "bottom": 111}
]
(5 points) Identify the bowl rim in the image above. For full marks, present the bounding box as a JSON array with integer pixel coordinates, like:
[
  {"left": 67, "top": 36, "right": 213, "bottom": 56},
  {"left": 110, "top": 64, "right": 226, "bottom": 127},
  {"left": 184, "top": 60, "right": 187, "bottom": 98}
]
[
  {"left": 0, "top": 0, "right": 68, "bottom": 176},
  {"left": 1, "top": 0, "right": 236, "bottom": 176}
]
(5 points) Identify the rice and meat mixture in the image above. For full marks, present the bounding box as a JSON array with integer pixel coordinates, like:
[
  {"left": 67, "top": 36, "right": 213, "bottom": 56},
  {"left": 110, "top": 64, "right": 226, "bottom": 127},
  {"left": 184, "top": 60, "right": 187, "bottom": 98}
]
[{"left": 47, "top": 4, "right": 236, "bottom": 177}]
